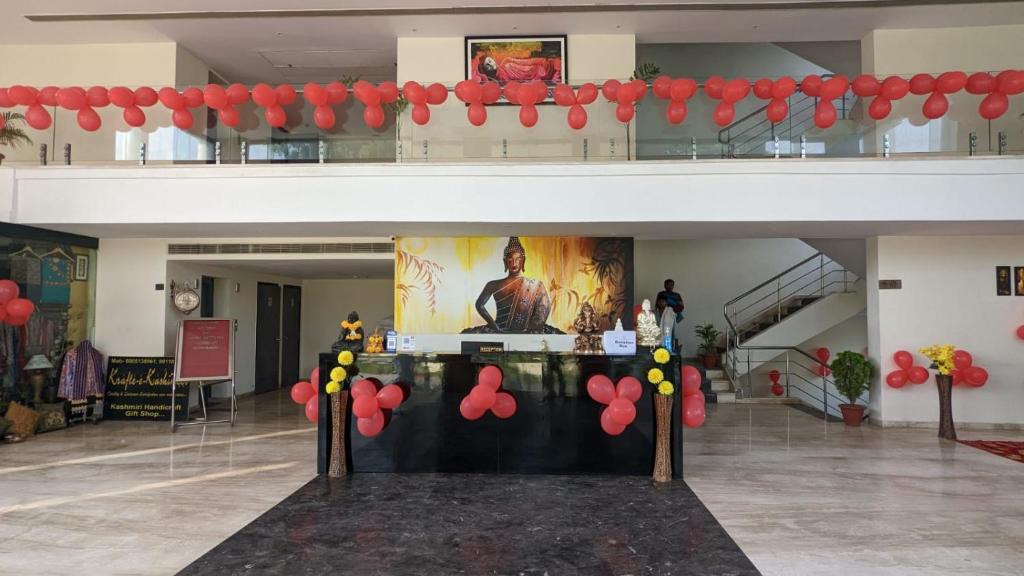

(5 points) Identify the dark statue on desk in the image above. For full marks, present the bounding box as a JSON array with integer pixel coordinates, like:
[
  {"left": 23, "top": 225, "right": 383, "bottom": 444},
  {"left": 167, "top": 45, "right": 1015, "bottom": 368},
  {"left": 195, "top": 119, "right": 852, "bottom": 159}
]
[
  {"left": 462, "top": 237, "right": 564, "bottom": 334},
  {"left": 331, "top": 310, "right": 365, "bottom": 354},
  {"left": 573, "top": 303, "right": 604, "bottom": 355}
]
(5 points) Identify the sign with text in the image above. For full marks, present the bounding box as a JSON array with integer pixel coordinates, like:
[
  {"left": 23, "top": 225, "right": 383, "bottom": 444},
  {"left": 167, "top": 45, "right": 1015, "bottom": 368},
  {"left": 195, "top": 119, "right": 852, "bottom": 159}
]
[
  {"left": 105, "top": 357, "right": 186, "bottom": 420},
  {"left": 175, "top": 318, "right": 233, "bottom": 381}
]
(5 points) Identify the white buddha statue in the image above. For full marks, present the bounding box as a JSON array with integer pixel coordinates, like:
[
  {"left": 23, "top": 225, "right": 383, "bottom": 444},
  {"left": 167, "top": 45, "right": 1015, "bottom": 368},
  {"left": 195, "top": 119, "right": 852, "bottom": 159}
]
[{"left": 636, "top": 299, "right": 660, "bottom": 347}]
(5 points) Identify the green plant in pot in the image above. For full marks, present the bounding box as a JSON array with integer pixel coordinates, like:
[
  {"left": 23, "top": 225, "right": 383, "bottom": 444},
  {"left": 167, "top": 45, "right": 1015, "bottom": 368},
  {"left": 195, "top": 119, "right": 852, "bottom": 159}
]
[
  {"left": 0, "top": 112, "right": 33, "bottom": 165},
  {"left": 830, "top": 350, "right": 873, "bottom": 426},
  {"left": 694, "top": 323, "right": 721, "bottom": 369}
]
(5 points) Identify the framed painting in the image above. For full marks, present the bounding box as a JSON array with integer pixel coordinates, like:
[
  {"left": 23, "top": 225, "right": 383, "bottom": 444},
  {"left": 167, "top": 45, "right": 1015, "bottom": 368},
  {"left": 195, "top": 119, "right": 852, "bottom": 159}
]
[
  {"left": 465, "top": 35, "right": 568, "bottom": 87},
  {"left": 997, "top": 266, "right": 1011, "bottom": 295},
  {"left": 74, "top": 254, "right": 89, "bottom": 281},
  {"left": 1016, "top": 266, "right": 1024, "bottom": 296}
]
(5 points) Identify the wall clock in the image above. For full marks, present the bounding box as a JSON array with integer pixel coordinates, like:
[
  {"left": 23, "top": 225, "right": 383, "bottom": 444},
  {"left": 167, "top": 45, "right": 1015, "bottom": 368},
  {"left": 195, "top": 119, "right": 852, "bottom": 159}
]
[{"left": 170, "top": 280, "right": 200, "bottom": 315}]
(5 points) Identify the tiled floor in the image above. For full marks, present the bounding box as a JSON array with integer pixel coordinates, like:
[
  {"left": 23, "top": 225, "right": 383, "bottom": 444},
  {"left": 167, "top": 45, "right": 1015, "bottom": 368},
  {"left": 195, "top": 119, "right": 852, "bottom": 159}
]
[{"left": 1, "top": 393, "right": 1022, "bottom": 575}]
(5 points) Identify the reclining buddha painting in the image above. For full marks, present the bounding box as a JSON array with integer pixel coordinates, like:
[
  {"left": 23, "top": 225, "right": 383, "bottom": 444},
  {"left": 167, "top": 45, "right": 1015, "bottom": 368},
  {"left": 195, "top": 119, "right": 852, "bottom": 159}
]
[{"left": 465, "top": 36, "right": 567, "bottom": 87}]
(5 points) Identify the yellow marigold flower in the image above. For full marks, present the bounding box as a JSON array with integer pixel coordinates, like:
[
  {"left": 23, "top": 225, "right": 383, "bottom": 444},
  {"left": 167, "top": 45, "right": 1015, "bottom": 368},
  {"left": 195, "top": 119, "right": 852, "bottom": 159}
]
[
  {"left": 337, "top": 350, "right": 355, "bottom": 366},
  {"left": 658, "top": 381, "right": 675, "bottom": 395},
  {"left": 647, "top": 368, "right": 664, "bottom": 384},
  {"left": 325, "top": 381, "right": 341, "bottom": 394},
  {"left": 653, "top": 348, "right": 670, "bottom": 364},
  {"left": 330, "top": 366, "right": 348, "bottom": 382}
]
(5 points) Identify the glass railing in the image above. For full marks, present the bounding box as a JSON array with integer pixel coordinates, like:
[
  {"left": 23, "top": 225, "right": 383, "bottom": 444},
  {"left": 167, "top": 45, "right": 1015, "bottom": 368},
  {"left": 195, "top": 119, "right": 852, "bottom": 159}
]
[{"left": 1, "top": 80, "right": 1021, "bottom": 167}]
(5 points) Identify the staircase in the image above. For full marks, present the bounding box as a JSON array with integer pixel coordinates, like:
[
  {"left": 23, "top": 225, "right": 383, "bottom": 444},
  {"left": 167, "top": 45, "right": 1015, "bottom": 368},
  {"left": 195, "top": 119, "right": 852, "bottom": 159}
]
[{"left": 720, "top": 252, "right": 868, "bottom": 418}]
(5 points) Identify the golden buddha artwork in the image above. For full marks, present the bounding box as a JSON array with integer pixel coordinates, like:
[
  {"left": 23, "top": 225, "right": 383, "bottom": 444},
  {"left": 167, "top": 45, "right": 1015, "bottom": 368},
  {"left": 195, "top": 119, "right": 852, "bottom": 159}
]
[
  {"left": 636, "top": 298, "right": 660, "bottom": 347},
  {"left": 394, "top": 236, "right": 634, "bottom": 334}
]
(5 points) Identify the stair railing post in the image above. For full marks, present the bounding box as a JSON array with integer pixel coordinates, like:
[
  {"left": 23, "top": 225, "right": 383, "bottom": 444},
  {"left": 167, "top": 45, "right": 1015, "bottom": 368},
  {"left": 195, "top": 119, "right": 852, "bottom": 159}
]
[
  {"left": 819, "top": 253, "right": 825, "bottom": 296},
  {"left": 746, "top": 349, "right": 751, "bottom": 397},
  {"left": 785, "top": 352, "right": 791, "bottom": 398},
  {"left": 776, "top": 277, "right": 782, "bottom": 322}
]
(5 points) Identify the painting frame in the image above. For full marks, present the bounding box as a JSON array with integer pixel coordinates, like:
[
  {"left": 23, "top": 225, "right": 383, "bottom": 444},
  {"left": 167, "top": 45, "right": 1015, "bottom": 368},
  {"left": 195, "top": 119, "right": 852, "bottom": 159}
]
[
  {"left": 997, "top": 266, "right": 1012, "bottom": 296},
  {"left": 74, "top": 254, "right": 89, "bottom": 281},
  {"left": 465, "top": 35, "right": 568, "bottom": 96},
  {"left": 1015, "top": 266, "right": 1024, "bottom": 296}
]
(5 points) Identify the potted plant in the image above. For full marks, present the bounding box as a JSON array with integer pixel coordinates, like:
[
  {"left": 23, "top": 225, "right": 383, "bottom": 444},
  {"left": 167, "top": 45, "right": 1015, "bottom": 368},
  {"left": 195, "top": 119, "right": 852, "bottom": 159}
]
[
  {"left": 831, "top": 350, "right": 873, "bottom": 426},
  {"left": 694, "top": 323, "right": 721, "bottom": 369},
  {"left": 0, "top": 112, "right": 32, "bottom": 165}
]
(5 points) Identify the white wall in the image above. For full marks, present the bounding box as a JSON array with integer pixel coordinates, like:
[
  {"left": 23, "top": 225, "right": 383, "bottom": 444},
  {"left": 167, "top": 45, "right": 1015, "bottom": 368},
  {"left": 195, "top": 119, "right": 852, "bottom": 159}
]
[
  {"left": 94, "top": 239, "right": 168, "bottom": 356},
  {"left": 634, "top": 238, "right": 816, "bottom": 355},
  {"left": 867, "top": 235, "right": 1024, "bottom": 427},
  {"left": 299, "top": 279, "right": 394, "bottom": 377}
]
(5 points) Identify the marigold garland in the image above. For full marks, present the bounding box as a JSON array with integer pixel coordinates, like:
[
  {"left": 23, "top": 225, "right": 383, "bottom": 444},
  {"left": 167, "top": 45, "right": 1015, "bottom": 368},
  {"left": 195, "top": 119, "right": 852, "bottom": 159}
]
[
  {"left": 653, "top": 347, "right": 670, "bottom": 364},
  {"left": 330, "top": 366, "right": 348, "bottom": 383},
  {"left": 647, "top": 367, "right": 664, "bottom": 384},
  {"left": 658, "top": 381, "right": 675, "bottom": 396},
  {"left": 337, "top": 350, "right": 355, "bottom": 366}
]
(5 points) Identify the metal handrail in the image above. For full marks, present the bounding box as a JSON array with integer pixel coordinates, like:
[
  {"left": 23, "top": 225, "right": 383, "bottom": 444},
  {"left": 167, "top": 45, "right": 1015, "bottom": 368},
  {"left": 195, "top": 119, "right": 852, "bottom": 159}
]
[
  {"left": 731, "top": 267, "right": 849, "bottom": 320},
  {"left": 725, "top": 252, "right": 827, "bottom": 307}
]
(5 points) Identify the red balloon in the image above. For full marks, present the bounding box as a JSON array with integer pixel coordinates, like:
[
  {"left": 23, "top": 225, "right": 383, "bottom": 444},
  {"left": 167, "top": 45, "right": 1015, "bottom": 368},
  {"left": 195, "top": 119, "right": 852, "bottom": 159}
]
[
  {"left": 666, "top": 100, "right": 688, "bottom": 125},
  {"left": 265, "top": 105, "right": 287, "bottom": 127},
  {"left": 403, "top": 81, "right": 428, "bottom": 105},
  {"left": 814, "top": 101, "right": 837, "bottom": 128},
  {"left": 123, "top": 105, "right": 146, "bottom": 127},
  {"left": 722, "top": 78, "right": 750, "bottom": 104},
  {"left": 922, "top": 92, "right": 949, "bottom": 119},
  {"left": 158, "top": 87, "right": 184, "bottom": 110},
  {"left": 469, "top": 384, "right": 497, "bottom": 411},
  {"left": 290, "top": 381, "right": 315, "bottom": 404},
  {"left": 77, "top": 107, "right": 102, "bottom": 131},
  {"left": 576, "top": 82, "right": 598, "bottom": 105},
  {"left": 712, "top": 101, "right": 735, "bottom": 126},
  {"left": 587, "top": 374, "right": 616, "bottom": 405},
  {"left": 467, "top": 102, "right": 487, "bottom": 126},
  {"left": 304, "top": 82, "right": 328, "bottom": 106},
  {"left": 630, "top": 79, "right": 647, "bottom": 102},
  {"left": 203, "top": 84, "right": 228, "bottom": 110},
  {"left": 0, "top": 88, "right": 12, "bottom": 108},
  {"left": 952, "top": 350, "right": 973, "bottom": 370},
  {"left": 460, "top": 395, "right": 486, "bottom": 421},
  {"left": 753, "top": 78, "right": 773, "bottom": 100},
  {"left": 553, "top": 83, "right": 576, "bottom": 106},
  {"left": 275, "top": 84, "right": 298, "bottom": 106},
  {"left": 56, "top": 87, "right": 87, "bottom": 110},
  {"left": 357, "top": 409, "right": 386, "bottom": 437},
  {"left": 0, "top": 280, "right": 18, "bottom": 305},
  {"left": 768, "top": 369, "right": 780, "bottom": 384},
  {"left": 252, "top": 83, "right": 277, "bottom": 107},
  {"left": 966, "top": 72, "right": 997, "bottom": 95},
  {"left": 133, "top": 87, "right": 158, "bottom": 107},
  {"left": 478, "top": 365, "right": 503, "bottom": 390},
  {"left": 600, "top": 407, "right": 627, "bottom": 436},
  {"left": 681, "top": 365, "right": 702, "bottom": 396},
  {"left": 886, "top": 370, "right": 908, "bottom": 388},
  {"left": 815, "top": 347, "right": 830, "bottom": 362},
  {"left": 567, "top": 104, "right": 587, "bottom": 129},
  {"left": 5, "top": 314, "right": 28, "bottom": 327},
  {"left": 491, "top": 392, "right": 517, "bottom": 419},
  {"left": 979, "top": 92, "right": 1009, "bottom": 119},
  {"left": 704, "top": 75, "right": 726, "bottom": 99},
  {"left": 893, "top": 350, "right": 914, "bottom": 370},
  {"left": 615, "top": 102, "right": 634, "bottom": 123},
  {"left": 800, "top": 74, "right": 822, "bottom": 97},
  {"left": 683, "top": 400, "right": 706, "bottom": 428},
  {"left": 616, "top": 376, "right": 643, "bottom": 403},
  {"left": 310, "top": 368, "right": 320, "bottom": 392},
  {"left": 37, "top": 86, "right": 59, "bottom": 107},
  {"left": 326, "top": 81, "right": 349, "bottom": 105},
  {"left": 378, "top": 81, "right": 400, "bottom": 104},
  {"left": 608, "top": 397, "right": 636, "bottom": 426},
  {"left": 304, "top": 396, "right": 319, "bottom": 423},
  {"left": 182, "top": 87, "right": 204, "bottom": 108},
  {"left": 105, "top": 86, "right": 132, "bottom": 107},
  {"left": 218, "top": 106, "right": 240, "bottom": 128},
  {"left": 503, "top": 81, "right": 522, "bottom": 105},
  {"left": 351, "top": 378, "right": 378, "bottom": 399},
  {"left": 84, "top": 86, "right": 109, "bottom": 108},
  {"left": 601, "top": 79, "right": 621, "bottom": 102},
  {"left": 815, "top": 364, "right": 832, "bottom": 377},
  {"left": 770, "top": 383, "right": 785, "bottom": 397},
  {"left": 5, "top": 298, "right": 33, "bottom": 318},
  {"left": 936, "top": 71, "right": 967, "bottom": 94},
  {"left": 313, "top": 105, "right": 336, "bottom": 129},
  {"left": 426, "top": 82, "right": 448, "bottom": 105},
  {"left": 907, "top": 365, "right": 930, "bottom": 384},
  {"left": 965, "top": 366, "right": 988, "bottom": 387},
  {"left": 909, "top": 73, "right": 936, "bottom": 95},
  {"left": 226, "top": 83, "right": 249, "bottom": 105},
  {"left": 25, "top": 105, "right": 52, "bottom": 130},
  {"left": 880, "top": 76, "right": 910, "bottom": 100},
  {"left": 652, "top": 75, "right": 673, "bottom": 99},
  {"left": 820, "top": 76, "right": 849, "bottom": 101},
  {"left": 7, "top": 85, "right": 37, "bottom": 106},
  {"left": 669, "top": 78, "right": 697, "bottom": 101},
  {"left": 0, "top": 306, "right": 6, "bottom": 322},
  {"left": 481, "top": 81, "right": 502, "bottom": 104},
  {"left": 997, "top": 70, "right": 1024, "bottom": 95},
  {"left": 765, "top": 98, "right": 788, "bottom": 123},
  {"left": 951, "top": 369, "right": 964, "bottom": 386},
  {"left": 412, "top": 103, "right": 430, "bottom": 125},
  {"left": 851, "top": 74, "right": 880, "bottom": 97},
  {"left": 868, "top": 96, "right": 892, "bottom": 120},
  {"left": 353, "top": 394, "right": 380, "bottom": 419},
  {"left": 1016, "top": 325, "right": 1024, "bottom": 340},
  {"left": 519, "top": 104, "right": 539, "bottom": 127},
  {"left": 772, "top": 76, "right": 797, "bottom": 99},
  {"left": 616, "top": 81, "right": 636, "bottom": 105},
  {"left": 376, "top": 384, "right": 404, "bottom": 409}
]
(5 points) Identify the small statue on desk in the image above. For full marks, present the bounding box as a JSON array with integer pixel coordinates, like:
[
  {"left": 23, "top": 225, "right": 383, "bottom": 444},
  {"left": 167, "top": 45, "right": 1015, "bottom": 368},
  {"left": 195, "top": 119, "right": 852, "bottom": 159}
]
[
  {"left": 573, "top": 303, "right": 604, "bottom": 355},
  {"left": 366, "top": 328, "right": 384, "bottom": 353},
  {"left": 331, "top": 310, "right": 365, "bottom": 354},
  {"left": 636, "top": 298, "right": 661, "bottom": 347}
]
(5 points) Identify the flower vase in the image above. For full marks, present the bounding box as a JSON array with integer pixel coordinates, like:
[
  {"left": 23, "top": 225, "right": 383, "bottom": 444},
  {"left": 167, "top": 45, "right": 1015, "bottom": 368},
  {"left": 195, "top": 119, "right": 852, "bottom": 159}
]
[
  {"left": 329, "top": 390, "right": 349, "bottom": 477},
  {"left": 935, "top": 374, "right": 957, "bottom": 441},
  {"left": 653, "top": 393, "right": 672, "bottom": 483}
]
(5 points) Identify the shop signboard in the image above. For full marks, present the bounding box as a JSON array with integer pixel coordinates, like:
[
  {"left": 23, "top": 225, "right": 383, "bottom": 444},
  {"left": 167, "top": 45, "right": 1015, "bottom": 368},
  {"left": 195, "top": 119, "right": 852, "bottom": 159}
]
[{"left": 105, "top": 356, "right": 186, "bottom": 420}]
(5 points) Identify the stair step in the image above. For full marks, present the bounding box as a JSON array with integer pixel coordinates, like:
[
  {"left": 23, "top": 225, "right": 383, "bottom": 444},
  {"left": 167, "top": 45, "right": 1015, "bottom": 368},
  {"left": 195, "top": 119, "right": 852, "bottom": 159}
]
[
  {"left": 716, "top": 392, "right": 736, "bottom": 403},
  {"left": 735, "top": 397, "right": 802, "bottom": 405},
  {"left": 704, "top": 369, "right": 725, "bottom": 379},
  {"left": 710, "top": 379, "right": 732, "bottom": 392}
]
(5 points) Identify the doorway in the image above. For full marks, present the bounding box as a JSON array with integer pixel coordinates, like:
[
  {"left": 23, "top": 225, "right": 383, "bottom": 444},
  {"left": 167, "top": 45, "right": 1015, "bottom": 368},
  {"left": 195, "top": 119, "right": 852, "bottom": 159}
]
[
  {"left": 255, "top": 282, "right": 281, "bottom": 394},
  {"left": 281, "top": 285, "right": 302, "bottom": 387}
]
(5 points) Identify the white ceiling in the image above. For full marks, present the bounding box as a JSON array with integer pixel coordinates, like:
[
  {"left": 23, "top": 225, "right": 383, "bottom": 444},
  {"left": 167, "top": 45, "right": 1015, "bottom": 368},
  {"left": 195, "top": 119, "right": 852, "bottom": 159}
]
[
  {"left": 169, "top": 256, "right": 395, "bottom": 279},
  {"left": 3, "top": 1, "right": 1023, "bottom": 82}
]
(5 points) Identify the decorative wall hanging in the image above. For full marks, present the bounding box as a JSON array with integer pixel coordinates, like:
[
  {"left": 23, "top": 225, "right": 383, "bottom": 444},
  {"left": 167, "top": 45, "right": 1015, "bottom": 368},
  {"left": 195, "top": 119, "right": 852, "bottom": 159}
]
[{"left": 465, "top": 36, "right": 567, "bottom": 87}]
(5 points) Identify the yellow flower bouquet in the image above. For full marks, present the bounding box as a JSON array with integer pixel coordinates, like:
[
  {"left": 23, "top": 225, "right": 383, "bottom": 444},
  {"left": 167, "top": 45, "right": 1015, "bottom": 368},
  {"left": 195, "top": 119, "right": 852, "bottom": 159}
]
[{"left": 919, "top": 344, "right": 955, "bottom": 375}]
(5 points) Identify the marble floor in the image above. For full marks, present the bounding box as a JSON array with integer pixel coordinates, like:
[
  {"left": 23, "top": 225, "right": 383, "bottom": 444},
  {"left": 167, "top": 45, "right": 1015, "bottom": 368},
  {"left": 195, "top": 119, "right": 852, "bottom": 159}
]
[{"left": 1, "top": 393, "right": 1023, "bottom": 575}]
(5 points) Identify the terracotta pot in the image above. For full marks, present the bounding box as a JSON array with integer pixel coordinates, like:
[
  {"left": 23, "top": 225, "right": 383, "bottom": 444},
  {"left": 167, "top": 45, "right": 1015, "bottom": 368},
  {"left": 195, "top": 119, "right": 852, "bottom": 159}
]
[
  {"left": 702, "top": 354, "right": 719, "bottom": 369},
  {"left": 839, "top": 403, "right": 866, "bottom": 427}
]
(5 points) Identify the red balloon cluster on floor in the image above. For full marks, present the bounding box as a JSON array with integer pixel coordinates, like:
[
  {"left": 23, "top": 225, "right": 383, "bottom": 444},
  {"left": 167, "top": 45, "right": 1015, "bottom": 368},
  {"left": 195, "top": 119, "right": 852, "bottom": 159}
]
[
  {"left": 949, "top": 350, "right": 989, "bottom": 387},
  {"left": 586, "top": 374, "right": 643, "bottom": 435},
  {"left": 461, "top": 365, "right": 517, "bottom": 421},
  {"left": 681, "top": 365, "right": 706, "bottom": 428},
  {"left": 352, "top": 377, "right": 406, "bottom": 437},
  {"left": 885, "top": 350, "right": 929, "bottom": 388},
  {"left": 289, "top": 367, "right": 320, "bottom": 423},
  {"left": 0, "top": 280, "right": 35, "bottom": 327},
  {"left": 768, "top": 369, "right": 784, "bottom": 397}
]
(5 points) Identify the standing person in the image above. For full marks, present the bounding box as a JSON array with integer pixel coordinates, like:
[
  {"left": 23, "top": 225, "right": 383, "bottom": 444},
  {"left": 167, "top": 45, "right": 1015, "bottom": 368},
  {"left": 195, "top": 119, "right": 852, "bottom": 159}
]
[{"left": 657, "top": 279, "right": 684, "bottom": 323}]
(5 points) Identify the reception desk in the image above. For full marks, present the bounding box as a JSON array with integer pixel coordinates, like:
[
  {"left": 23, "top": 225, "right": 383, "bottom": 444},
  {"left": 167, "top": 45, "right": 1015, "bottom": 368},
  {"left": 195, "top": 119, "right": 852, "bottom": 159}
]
[{"left": 317, "top": 352, "right": 684, "bottom": 477}]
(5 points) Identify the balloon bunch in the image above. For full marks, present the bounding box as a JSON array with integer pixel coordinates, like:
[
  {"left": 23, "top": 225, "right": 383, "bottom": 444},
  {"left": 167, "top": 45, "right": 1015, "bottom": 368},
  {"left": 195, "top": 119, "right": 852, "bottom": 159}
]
[
  {"left": 54, "top": 86, "right": 106, "bottom": 132},
  {"left": 601, "top": 78, "right": 647, "bottom": 123},
  {"left": 201, "top": 83, "right": 249, "bottom": 128},
  {"left": 0, "top": 280, "right": 35, "bottom": 327},
  {"left": 587, "top": 374, "right": 643, "bottom": 435},
  {"left": 948, "top": 350, "right": 989, "bottom": 387},
  {"left": 302, "top": 81, "right": 349, "bottom": 130},
  {"left": 252, "top": 83, "right": 298, "bottom": 128},
  {"left": 710, "top": 77, "right": 752, "bottom": 127},
  {"left": 106, "top": 86, "right": 157, "bottom": 128},
  {"left": 4, "top": 85, "right": 54, "bottom": 129},
  {"left": 885, "top": 350, "right": 930, "bottom": 388},
  {"left": 652, "top": 75, "right": 698, "bottom": 125},
  {"left": 158, "top": 87, "right": 202, "bottom": 130},
  {"left": 552, "top": 82, "right": 598, "bottom": 130},
  {"left": 401, "top": 81, "right": 448, "bottom": 126},
  {"left": 768, "top": 369, "right": 784, "bottom": 396},
  {"left": 289, "top": 366, "right": 322, "bottom": 423},
  {"left": 800, "top": 74, "right": 850, "bottom": 128},
  {"left": 353, "top": 80, "right": 400, "bottom": 129},
  {"left": 908, "top": 72, "right": 967, "bottom": 119},
  {"left": 504, "top": 81, "right": 549, "bottom": 128},
  {"left": 752, "top": 76, "right": 797, "bottom": 124},
  {"left": 454, "top": 80, "right": 501, "bottom": 126},
  {"left": 460, "top": 365, "right": 517, "bottom": 420},
  {"left": 967, "top": 70, "right": 1024, "bottom": 119},
  {"left": 1017, "top": 320, "right": 1024, "bottom": 341},
  {"left": 814, "top": 347, "right": 833, "bottom": 377},
  {"left": 852, "top": 75, "right": 908, "bottom": 120},
  {"left": 351, "top": 377, "right": 406, "bottom": 437},
  {"left": 681, "top": 365, "right": 706, "bottom": 428}
]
